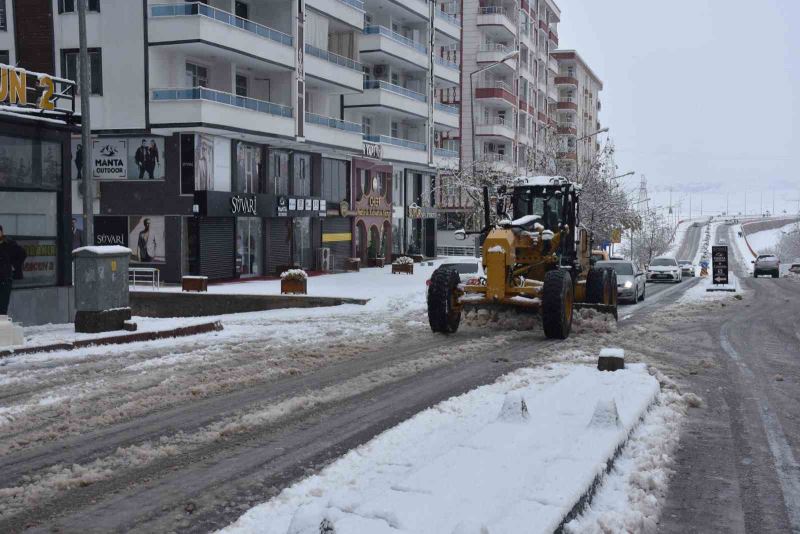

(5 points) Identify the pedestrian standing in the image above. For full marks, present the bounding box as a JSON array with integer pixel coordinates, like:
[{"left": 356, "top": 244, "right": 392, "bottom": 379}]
[{"left": 0, "top": 225, "right": 26, "bottom": 315}]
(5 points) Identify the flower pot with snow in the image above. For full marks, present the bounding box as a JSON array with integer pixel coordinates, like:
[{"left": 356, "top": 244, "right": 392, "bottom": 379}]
[
  {"left": 392, "top": 256, "right": 414, "bottom": 275},
  {"left": 280, "top": 269, "right": 308, "bottom": 295}
]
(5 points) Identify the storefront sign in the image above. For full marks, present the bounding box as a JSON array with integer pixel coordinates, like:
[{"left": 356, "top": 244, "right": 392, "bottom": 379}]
[
  {"left": 406, "top": 204, "right": 437, "bottom": 219},
  {"left": 230, "top": 194, "right": 257, "bottom": 216},
  {"left": 363, "top": 142, "right": 383, "bottom": 160},
  {"left": 92, "top": 139, "right": 128, "bottom": 179},
  {"left": 277, "top": 196, "right": 289, "bottom": 217},
  {"left": 94, "top": 216, "right": 129, "bottom": 246},
  {"left": 0, "top": 66, "right": 57, "bottom": 111},
  {"left": 13, "top": 240, "right": 57, "bottom": 288}
]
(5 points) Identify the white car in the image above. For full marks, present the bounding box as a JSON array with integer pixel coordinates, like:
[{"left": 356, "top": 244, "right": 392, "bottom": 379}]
[{"left": 647, "top": 256, "right": 682, "bottom": 283}]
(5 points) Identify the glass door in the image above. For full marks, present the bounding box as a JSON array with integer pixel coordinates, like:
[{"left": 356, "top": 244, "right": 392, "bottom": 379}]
[{"left": 236, "top": 217, "right": 263, "bottom": 277}]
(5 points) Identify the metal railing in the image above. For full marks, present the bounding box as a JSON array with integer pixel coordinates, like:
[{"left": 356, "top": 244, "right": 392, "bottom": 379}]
[
  {"left": 559, "top": 95, "right": 576, "bottom": 103},
  {"left": 480, "top": 152, "right": 513, "bottom": 163},
  {"left": 336, "top": 0, "right": 364, "bottom": 10},
  {"left": 435, "top": 102, "right": 459, "bottom": 114},
  {"left": 364, "top": 135, "right": 427, "bottom": 151},
  {"left": 363, "top": 26, "right": 427, "bottom": 54},
  {"left": 434, "top": 147, "right": 459, "bottom": 158},
  {"left": 477, "top": 116, "right": 513, "bottom": 127},
  {"left": 434, "top": 56, "right": 460, "bottom": 71},
  {"left": 150, "top": 3, "right": 293, "bottom": 47},
  {"left": 479, "top": 42, "right": 511, "bottom": 54},
  {"left": 479, "top": 6, "right": 507, "bottom": 15},
  {"left": 151, "top": 87, "right": 294, "bottom": 118},
  {"left": 479, "top": 79, "right": 513, "bottom": 93},
  {"left": 437, "top": 245, "right": 476, "bottom": 257},
  {"left": 305, "top": 112, "right": 362, "bottom": 133},
  {"left": 363, "top": 80, "right": 427, "bottom": 102},
  {"left": 437, "top": 10, "right": 461, "bottom": 27},
  {"left": 304, "top": 43, "right": 362, "bottom": 72}
]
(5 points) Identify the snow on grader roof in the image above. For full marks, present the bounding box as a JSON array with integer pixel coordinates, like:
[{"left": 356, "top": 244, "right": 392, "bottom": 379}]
[{"left": 513, "top": 175, "right": 571, "bottom": 187}]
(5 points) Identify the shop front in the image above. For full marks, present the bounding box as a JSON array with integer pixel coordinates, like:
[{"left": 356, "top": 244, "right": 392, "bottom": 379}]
[
  {"left": 351, "top": 158, "right": 393, "bottom": 265},
  {"left": 0, "top": 65, "right": 78, "bottom": 325}
]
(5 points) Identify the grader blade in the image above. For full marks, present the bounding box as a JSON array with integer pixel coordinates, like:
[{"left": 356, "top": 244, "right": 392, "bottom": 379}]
[{"left": 574, "top": 302, "right": 618, "bottom": 320}]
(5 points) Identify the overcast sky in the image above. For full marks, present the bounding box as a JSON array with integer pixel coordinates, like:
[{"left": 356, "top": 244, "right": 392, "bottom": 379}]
[{"left": 555, "top": 0, "right": 800, "bottom": 217}]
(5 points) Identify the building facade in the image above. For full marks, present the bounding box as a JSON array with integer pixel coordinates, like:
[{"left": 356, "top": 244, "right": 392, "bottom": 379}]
[
  {"left": 551, "top": 49, "right": 603, "bottom": 179},
  {"left": 4, "top": 0, "right": 462, "bottom": 282}
]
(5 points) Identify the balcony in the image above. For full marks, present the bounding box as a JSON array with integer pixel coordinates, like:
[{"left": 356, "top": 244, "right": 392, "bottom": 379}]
[
  {"left": 480, "top": 152, "right": 515, "bottom": 172},
  {"left": 361, "top": 26, "right": 428, "bottom": 70},
  {"left": 557, "top": 123, "right": 576, "bottom": 135},
  {"left": 434, "top": 147, "right": 459, "bottom": 170},
  {"left": 475, "top": 117, "right": 515, "bottom": 140},
  {"left": 306, "top": 0, "right": 364, "bottom": 29},
  {"left": 477, "top": 6, "right": 516, "bottom": 37},
  {"left": 555, "top": 76, "right": 578, "bottom": 87},
  {"left": 549, "top": 31, "right": 559, "bottom": 46},
  {"left": 304, "top": 44, "right": 364, "bottom": 92},
  {"left": 435, "top": 10, "right": 461, "bottom": 41},
  {"left": 345, "top": 80, "right": 428, "bottom": 118},
  {"left": 558, "top": 151, "right": 577, "bottom": 161},
  {"left": 149, "top": 3, "right": 294, "bottom": 69},
  {"left": 548, "top": 56, "right": 559, "bottom": 74},
  {"left": 434, "top": 102, "right": 460, "bottom": 129},
  {"left": 150, "top": 87, "right": 294, "bottom": 137},
  {"left": 364, "top": 135, "right": 428, "bottom": 165},
  {"left": 557, "top": 98, "right": 577, "bottom": 112},
  {"left": 304, "top": 113, "right": 363, "bottom": 151},
  {"left": 538, "top": 20, "right": 548, "bottom": 32},
  {"left": 434, "top": 56, "right": 460, "bottom": 85},
  {"left": 474, "top": 81, "right": 516, "bottom": 106},
  {"left": 477, "top": 43, "right": 517, "bottom": 69}
]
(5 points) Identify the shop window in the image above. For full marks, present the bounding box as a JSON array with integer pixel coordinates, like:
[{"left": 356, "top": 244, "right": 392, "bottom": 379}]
[
  {"left": 58, "top": 0, "right": 100, "bottom": 13},
  {"left": 321, "top": 158, "right": 347, "bottom": 202},
  {"left": 235, "top": 142, "right": 262, "bottom": 194},
  {"left": 292, "top": 153, "right": 311, "bottom": 196},
  {"left": 236, "top": 217, "right": 262, "bottom": 277},
  {"left": 180, "top": 134, "right": 195, "bottom": 195},
  {"left": 61, "top": 48, "right": 103, "bottom": 95},
  {"left": 0, "top": 135, "right": 62, "bottom": 190},
  {"left": 0, "top": 51, "right": 8, "bottom": 64},
  {"left": 292, "top": 217, "right": 312, "bottom": 269},
  {"left": 270, "top": 150, "right": 289, "bottom": 196}
]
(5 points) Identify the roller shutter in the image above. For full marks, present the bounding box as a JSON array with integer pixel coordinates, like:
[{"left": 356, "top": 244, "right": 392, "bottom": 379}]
[
  {"left": 266, "top": 218, "right": 291, "bottom": 275},
  {"left": 199, "top": 218, "right": 235, "bottom": 280},
  {"left": 322, "top": 217, "right": 352, "bottom": 269}
]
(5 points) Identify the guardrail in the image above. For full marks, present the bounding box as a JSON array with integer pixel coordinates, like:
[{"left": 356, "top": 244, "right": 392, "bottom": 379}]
[
  {"left": 305, "top": 112, "right": 362, "bottom": 133},
  {"left": 363, "top": 80, "right": 427, "bottom": 102},
  {"left": 434, "top": 102, "right": 459, "bottom": 114},
  {"left": 364, "top": 135, "right": 427, "bottom": 151},
  {"left": 151, "top": 87, "right": 293, "bottom": 118},
  {"left": 363, "top": 26, "right": 427, "bottom": 54},
  {"left": 304, "top": 43, "right": 362, "bottom": 72},
  {"left": 150, "top": 3, "right": 293, "bottom": 47}
]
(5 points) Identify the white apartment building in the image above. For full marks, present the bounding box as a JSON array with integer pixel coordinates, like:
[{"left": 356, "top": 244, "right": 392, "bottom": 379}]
[
  {"left": 551, "top": 49, "right": 603, "bottom": 178},
  {"left": 2, "top": 0, "right": 462, "bottom": 279},
  {"left": 457, "top": 0, "right": 561, "bottom": 180}
]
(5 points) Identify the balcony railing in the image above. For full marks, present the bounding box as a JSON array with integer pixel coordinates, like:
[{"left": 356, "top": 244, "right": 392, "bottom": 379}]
[
  {"left": 363, "top": 26, "right": 427, "bottom": 54},
  {"left": 437, "top": 10, "right": 461, "bottom": 27},
  {"left": 150, "top": 3, "right": 293, "bottom": 47},
  {"left": 478, "top": 116, "right": 513, "bottom": 128},
  {"left": 482, "top": 80, "right": 513, "bottom": 93},
  {"left": 336, "top": 0, "right": 365, "bottom": 10},
  {"left": 305, "top": 43, "right": 362, "bottom": 72},
  {"left": 481, "top": 153, "right": 513, "bottom": 163},
  {"left": 434, "top": 147, "right": 459, "bottom": 158},
  {"left": 479, "top": 43, "right": 511, "bottom": 54},
  {"left": 364, "top": 135, "right": 426, "bottom": 151},
  {"left": 479, "top": 6, "right": 507, "bottom": 15},
  {"left": 151, "top": 87, "right": 293, "bottom": 118},
  {"left": 434, "top": 56, "right": 459, "bottom": 71},
  {"left": 305, "top": 112, "right": 362, "bottom": 133},
  {"left": 435, "top": 102, "right": 459, "bottom": 114},
  {"left": 363, "top": 80, "right": 427, "bottom": 102}
]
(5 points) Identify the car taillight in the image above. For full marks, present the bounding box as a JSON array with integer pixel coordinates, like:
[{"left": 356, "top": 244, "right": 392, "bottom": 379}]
[
  {"left": 426, "top": 279, "right": 431, "bottom": 286},
  {"left": 467, "top": 277, "right": 479, "bottom": 285}
]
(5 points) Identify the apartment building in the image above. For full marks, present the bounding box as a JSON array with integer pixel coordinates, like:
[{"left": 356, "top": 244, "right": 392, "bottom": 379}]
[
  {"left": 2, "top": 0, "right": 461, "bottom": 281},
  {"left": 457, "top": 0, "right": 560, "bottom": 178},
  {"left": 551, "top": 49, "right": 603, "bottom": 179}
]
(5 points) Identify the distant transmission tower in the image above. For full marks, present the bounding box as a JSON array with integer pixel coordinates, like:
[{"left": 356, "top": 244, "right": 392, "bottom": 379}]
[{"left": 637, "top": 174, "right": 649, "bottom": 214}]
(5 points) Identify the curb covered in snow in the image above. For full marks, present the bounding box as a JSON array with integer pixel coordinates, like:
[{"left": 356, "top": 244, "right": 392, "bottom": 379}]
[{"left": 0, "top": 321, "right": 224, "bottom": 359}]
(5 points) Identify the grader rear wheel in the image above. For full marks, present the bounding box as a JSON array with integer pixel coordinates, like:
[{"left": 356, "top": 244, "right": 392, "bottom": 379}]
[
  {"left": 585, "top": 268, "right": 606, "bottom": 304},
  {"left": 542, "top": 269, "right": 574, "bottom": 339},
  {"left": 428, "top": 268, "right": 462, "bottom": 333}
]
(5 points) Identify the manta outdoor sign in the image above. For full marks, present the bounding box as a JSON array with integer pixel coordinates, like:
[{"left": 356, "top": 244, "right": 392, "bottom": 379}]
[{"left": 92, "top": 139, "right": 128, "bottom": 179}]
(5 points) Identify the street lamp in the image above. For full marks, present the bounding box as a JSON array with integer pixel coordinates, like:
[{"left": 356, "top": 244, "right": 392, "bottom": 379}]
[
  {"left": 574, "top": 127, "right": 609, "bottom": 182},
  {"left": 469, "top": 50, "right": 520, "bottom": 166},
  {"left": 612, "top": 171, "right": 635, "bottom": 180}
]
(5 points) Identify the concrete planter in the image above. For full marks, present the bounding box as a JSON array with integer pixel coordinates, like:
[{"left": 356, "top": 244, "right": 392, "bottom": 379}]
[
  {"left": 392, "top": 263, "right": 414, "bottom": 275},
  {"left": 281, "top": 279, "right": 307, "bottom": 295}
]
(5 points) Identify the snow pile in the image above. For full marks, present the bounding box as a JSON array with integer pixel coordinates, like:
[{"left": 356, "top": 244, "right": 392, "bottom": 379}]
[
  {"left": 219, "top": 364, "right": 660, "bottom": 534},
  {"left": 679, "top": 271, "right": 739, "bottom": 303},
  {"left": 572, "top": 308, "right": 617, "bottom": 334},
  {"left": 744, "top": 222, "right": 797, "bottom": 254},
  {"left": 462, "top": 308, "right": 540, "bottom": 330}
]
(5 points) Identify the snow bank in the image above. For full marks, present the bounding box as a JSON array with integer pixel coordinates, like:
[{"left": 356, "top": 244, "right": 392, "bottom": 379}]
[
  {"left": 72, "top": 245, "right": 132, "bottom": 256},
  {"left": 219, "top": 364, "right": 660, "bottom": 534},
  {"left": 745, "top": 222, "right": 797, "bottom": 254}
]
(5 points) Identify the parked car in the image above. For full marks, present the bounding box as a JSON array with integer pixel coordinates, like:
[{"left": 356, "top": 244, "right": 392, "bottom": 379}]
[
  {"left": 596, "top": 260, "right": 646, "bottom": 303},
  {"left": 789, "top": 260, "right": 800, "bottom": 274},
  {"left": 678, "top": 260, "right": 695, "bottom": 277},
  {"left": 647, "top": 256, "right": 682, "bottom": 283},
  {"left": 426, "top": 261, "right": 483, "bottom": 287},
  {"left": 753, "top": 254, "right": 780, "bottom": 278}
]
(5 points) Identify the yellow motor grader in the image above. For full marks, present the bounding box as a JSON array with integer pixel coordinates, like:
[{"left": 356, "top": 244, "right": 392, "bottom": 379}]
[{"left": 427, "top": 176, "right": 617, "bottom": 339}]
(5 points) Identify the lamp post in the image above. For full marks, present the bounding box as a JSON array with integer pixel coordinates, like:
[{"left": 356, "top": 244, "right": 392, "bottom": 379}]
[
  {"left": 469, "top": 50, "right": 519, "bottom": 167},
  {"left": 78, "top": 0, "right": 93, "bottom": 244},
  {"left": 612, "top": 171, "right": 635, "bottom": 180},
  {"left": 574, "top": 127, "right": 608, "bottom": 182}
]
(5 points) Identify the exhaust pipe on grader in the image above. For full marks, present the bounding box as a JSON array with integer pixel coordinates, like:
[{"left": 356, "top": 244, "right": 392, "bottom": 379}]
[{"left": 427, "top": 176, "right": 618, "bottom": 339}]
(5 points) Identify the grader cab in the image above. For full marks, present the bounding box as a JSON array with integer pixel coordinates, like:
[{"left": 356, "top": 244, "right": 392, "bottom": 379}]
[{"left": 427, "top": 176, "right": 617, "bottom": 339}]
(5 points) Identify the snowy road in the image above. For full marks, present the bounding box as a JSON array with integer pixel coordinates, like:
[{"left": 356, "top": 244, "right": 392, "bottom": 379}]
[{"left": 0, "top": 225, "right": 722, "bottom": 533}]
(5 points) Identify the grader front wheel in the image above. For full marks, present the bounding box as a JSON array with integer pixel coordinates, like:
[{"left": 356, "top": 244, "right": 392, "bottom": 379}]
[
  {"left": 428, "top": 268, "right": 462, "bottom": 333},
  {"left": 542, "top": 269, "right": 574, "bottom": 339}
]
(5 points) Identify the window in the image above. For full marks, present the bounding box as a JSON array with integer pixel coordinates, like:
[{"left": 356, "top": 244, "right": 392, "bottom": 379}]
[
  {"left": 292, "top": 153, "right": 311, "bottom": 196},
  {"left": 61, "top": 48, "right": 103, "bottom": 94},
  {"left": 391, "top": 121, "right": 399, "bottom": 138},
  {"left": 58, "top": 0, "right": 100, "bottom": 13},
  {"left": 185, "top": 62, "right": 208, "bottom": 88},
  {"left": 180, "top": 134, "right": 195, "bottom": 195},
  {"left": 235, "top": 74, "right": 248, "bottom": 97},
  {"left": 270, "top": 149, "right": 289, "bottom": 196},
  {"left": 235, "top": 1, "right": 248, "bottom": 19},
  {"left": 0, "top": 2, "right": 6, "bottom": 31},
  {"left": 0, "top": 51, "right": 8, "bottom": 64},
  {"left": 362, "top": 117, "right": 372, "bottom": 136},
  {"left": 321, "top": 158, "right": 347, "bottom": 202}
]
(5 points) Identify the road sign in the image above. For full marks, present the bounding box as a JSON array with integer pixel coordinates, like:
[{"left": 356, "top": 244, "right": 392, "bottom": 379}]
[
  {"left": 712, "top": 245, "right": 729, "bottom": 285},
  {"left": 611, "top": 228, "right": 622, "bottom": 244}
]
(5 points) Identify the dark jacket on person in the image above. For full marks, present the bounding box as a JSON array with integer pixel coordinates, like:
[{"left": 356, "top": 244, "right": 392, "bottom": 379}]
[{"left": 0, "top": 238, "right": 26, "bottom": 281}]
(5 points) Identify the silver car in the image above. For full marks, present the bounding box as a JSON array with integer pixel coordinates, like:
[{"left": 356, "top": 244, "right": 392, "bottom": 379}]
[
  {"left": 596, "top": 260, "right": 646, "bottom": 303},
  {"left": 678, "top": 260, "right": 695, "bottom": 277},
  {"left": 753, "top": 254, "right": 780, "bottom": 278}
]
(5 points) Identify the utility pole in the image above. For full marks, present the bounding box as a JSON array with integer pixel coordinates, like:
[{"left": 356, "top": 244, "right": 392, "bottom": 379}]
[
  {"left": 78, "top": 0, "right": 94, "bottom": 244},
  {"left": 726, "top": 193, "right": 729, "bottom": 216},
  {"left": 689, "top": 194, "right": 692, "bottom": 219},
  {"left": 744, "top": 191, "right": 747, "bottom": 216},
  {"left": 760, "top": 191, "right": 763, "bottom": 216}
]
